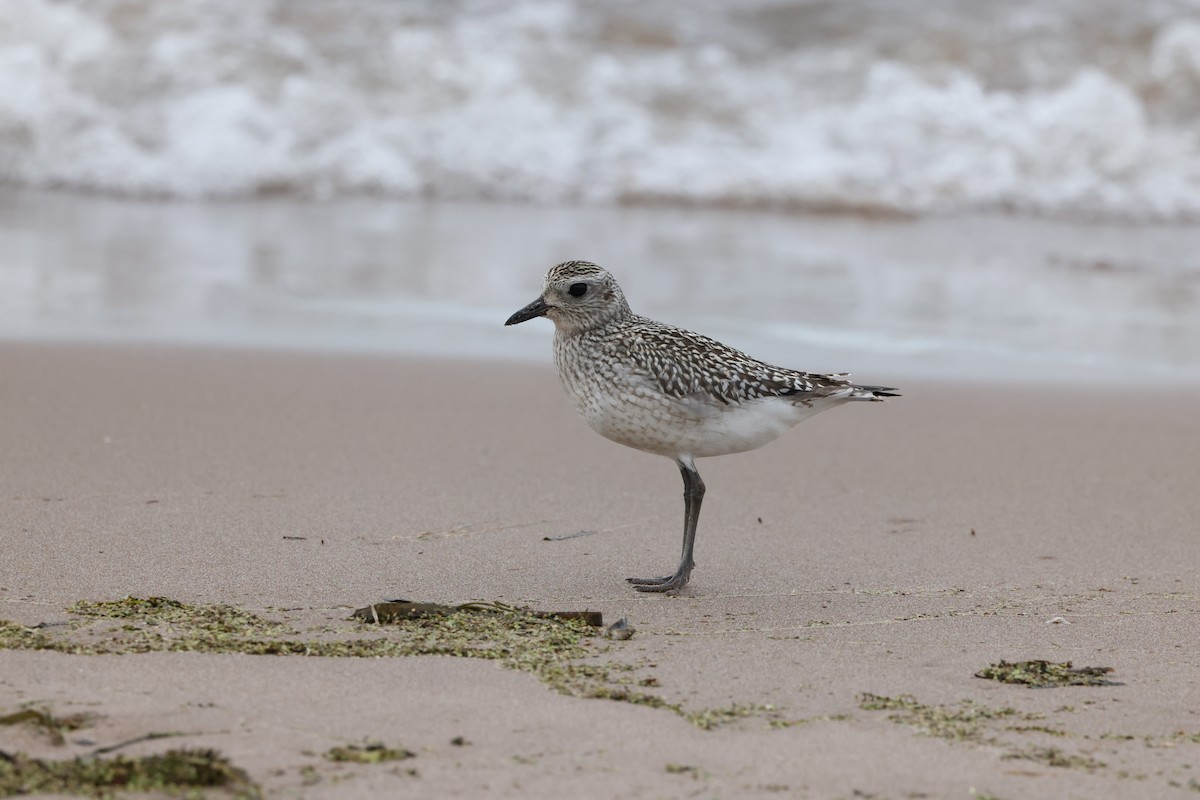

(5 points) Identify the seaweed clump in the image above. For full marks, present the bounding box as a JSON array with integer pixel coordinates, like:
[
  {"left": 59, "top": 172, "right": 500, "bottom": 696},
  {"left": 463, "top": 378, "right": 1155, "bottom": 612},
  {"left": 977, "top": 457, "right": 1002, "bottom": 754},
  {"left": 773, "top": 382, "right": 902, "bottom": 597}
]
[
  {"left": 0, "top": 597, "right": 779, "bottom": 730},
  {"left": 858, "top": 693, "right": 1022, "bottom": 742},
  {"left": 0, "top": 748, "right": 259, "bottom": 799},
  {"left": 324, "top": 743, "right": 414, "bottom": 763},
  {"left": 975, "top": 660, "right": 1118, "bottom": 688},
  {"left": 0, "top": 597, "right": 666, "bottom": 711},
  {"left": 0, "top": 707, "right": 94, "bottom": 747},
  {"left": 858, "top": 693, "right": 1107, "bottom": 772},
  {"left": 1004, "top": 746, "right": 1105, "bottom": 770}
]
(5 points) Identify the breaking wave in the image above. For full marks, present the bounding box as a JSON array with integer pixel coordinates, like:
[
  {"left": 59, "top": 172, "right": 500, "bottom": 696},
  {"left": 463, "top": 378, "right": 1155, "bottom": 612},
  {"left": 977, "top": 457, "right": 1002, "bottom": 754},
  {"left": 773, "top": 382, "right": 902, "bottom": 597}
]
[{"left": 4, "top": 0, "right": 1200, "bottom": 218}]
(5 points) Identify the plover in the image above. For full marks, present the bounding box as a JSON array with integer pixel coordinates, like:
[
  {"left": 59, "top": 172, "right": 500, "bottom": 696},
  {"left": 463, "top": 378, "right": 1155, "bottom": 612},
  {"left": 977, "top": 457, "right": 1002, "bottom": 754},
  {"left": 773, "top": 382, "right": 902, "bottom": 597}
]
[{"left": 506, "top": 260, "right": 898, "bottom": 593}]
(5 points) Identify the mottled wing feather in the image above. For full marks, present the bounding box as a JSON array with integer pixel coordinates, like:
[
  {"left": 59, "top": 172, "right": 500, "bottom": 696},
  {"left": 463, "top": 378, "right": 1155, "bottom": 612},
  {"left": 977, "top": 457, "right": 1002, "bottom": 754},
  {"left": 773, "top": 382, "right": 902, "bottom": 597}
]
[{"left": 617, "top": 317, "right": 853, "bottom": 405}]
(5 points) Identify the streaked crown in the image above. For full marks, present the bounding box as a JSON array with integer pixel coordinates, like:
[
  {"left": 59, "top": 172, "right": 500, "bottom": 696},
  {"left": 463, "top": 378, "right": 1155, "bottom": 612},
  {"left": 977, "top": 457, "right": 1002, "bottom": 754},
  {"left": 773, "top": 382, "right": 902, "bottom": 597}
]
[{"left": 544, "top": 260, "right": 607, "bottom": 284}]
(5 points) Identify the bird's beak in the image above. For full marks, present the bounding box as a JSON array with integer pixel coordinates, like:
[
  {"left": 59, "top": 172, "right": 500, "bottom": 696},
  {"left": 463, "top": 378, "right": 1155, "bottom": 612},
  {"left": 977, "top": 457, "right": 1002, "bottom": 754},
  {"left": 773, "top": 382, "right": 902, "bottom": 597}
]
[{"left": 505, "top": 295, "right": 551, "bottom": 326}]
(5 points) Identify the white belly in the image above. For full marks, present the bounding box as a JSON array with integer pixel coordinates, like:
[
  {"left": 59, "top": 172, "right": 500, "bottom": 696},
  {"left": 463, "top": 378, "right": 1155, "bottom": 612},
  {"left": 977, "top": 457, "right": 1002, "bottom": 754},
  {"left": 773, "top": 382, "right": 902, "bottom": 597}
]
[
  {"left": 567, "top": 375, "right": 842, "bottom": 459},
  {"left": 681, "top": 396, "right": 834, "bottom": 457}
]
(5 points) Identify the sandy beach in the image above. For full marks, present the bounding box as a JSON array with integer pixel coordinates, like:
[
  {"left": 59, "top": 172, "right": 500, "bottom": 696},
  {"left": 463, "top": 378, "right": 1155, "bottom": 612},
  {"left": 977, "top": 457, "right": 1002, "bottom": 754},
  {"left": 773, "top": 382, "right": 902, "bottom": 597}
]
[
  {"left": 1, "top": 340, "right": 1197, "bottom": 798},
  {"left": 5, "top": 2, "right": 1200, "bottom": 796}
]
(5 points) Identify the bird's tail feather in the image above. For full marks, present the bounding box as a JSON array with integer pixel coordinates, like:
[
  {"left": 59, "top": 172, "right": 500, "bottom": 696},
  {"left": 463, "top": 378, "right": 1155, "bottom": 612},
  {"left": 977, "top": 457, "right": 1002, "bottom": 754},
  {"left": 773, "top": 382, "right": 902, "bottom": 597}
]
[{"left": 849, "top": 384, "right": 900, "bottom": 401}]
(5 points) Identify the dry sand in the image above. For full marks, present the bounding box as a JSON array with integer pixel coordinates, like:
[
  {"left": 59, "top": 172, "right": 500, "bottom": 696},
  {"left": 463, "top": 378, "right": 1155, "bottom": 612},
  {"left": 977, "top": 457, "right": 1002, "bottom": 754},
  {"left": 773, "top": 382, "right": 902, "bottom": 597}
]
[{"left": 1, "top": 341, "right": 1198, "bottom": 798}]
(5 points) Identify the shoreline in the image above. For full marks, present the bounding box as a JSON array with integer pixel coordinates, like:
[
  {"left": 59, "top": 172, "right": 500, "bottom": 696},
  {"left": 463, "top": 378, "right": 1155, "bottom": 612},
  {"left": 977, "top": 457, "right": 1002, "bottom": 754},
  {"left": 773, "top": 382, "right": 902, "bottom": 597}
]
[{"left": 5, "top": 188, "right": 1200, "bottom": 387}]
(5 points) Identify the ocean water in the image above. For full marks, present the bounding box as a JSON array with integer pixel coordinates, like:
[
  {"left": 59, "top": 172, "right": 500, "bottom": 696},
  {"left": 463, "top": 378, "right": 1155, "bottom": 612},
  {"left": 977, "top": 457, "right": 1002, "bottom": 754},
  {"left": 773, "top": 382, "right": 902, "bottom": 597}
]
[
  {"left": 3, "top": 189, "right": 1198, "bottom": 384},
  {"left": 2, "top": 2, "right": 1199, "bottom": 383},
  {"left": 4, "top": 0, "right": 1200, "bottom": 219}
]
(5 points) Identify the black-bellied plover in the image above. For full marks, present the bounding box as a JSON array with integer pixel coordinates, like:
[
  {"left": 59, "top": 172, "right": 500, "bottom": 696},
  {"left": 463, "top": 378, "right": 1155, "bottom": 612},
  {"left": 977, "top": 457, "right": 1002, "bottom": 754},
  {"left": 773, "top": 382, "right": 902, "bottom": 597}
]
[{"left": 506, "top": 260, "right": 898, "bottom": 593}]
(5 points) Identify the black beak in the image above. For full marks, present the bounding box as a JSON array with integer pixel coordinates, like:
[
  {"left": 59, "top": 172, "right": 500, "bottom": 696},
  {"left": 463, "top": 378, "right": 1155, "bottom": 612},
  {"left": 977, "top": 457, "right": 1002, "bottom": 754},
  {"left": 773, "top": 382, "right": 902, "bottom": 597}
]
[{"left": 505, "top": 296, "right": 551, "bottom": 326}]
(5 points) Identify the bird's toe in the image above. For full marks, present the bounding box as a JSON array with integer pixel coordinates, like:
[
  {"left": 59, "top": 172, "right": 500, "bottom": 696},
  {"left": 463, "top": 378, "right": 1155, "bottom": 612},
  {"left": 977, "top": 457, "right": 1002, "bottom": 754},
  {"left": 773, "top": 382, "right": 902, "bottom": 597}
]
[
  {"left": 632, "top": 578, "right": 688, "bottom": 593},
  {"left": 626, "top": 575, "right": 676, "bottom": 586}
]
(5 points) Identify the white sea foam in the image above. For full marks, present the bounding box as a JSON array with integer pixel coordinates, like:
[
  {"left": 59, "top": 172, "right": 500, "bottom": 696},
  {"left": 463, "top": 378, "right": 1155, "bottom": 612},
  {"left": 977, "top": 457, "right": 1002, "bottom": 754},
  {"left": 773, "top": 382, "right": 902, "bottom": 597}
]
[{"left": 3, "top": 0, "right": 1200, "bottom": 218}]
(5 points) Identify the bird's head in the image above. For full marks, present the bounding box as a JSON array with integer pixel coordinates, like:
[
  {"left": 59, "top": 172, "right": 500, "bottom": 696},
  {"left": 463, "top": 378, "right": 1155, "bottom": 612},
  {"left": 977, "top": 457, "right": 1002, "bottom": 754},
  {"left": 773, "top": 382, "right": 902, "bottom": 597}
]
[{"left": 505, "top": 260, "right": 631, "bottom": 334}]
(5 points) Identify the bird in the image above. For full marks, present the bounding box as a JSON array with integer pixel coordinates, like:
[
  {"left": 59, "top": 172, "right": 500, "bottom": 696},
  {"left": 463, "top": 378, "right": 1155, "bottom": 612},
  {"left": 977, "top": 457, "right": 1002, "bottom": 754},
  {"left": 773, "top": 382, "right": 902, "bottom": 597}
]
[{"left": 505, "top": 260, "right": 898, "bottom": 593}]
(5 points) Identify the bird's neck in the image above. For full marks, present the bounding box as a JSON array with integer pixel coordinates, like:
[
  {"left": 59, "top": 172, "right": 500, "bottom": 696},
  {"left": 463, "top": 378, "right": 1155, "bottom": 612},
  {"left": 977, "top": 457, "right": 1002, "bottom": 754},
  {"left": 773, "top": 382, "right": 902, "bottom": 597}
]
[{"left": 551, "top": 306, "right": 633, "bottom": 338}]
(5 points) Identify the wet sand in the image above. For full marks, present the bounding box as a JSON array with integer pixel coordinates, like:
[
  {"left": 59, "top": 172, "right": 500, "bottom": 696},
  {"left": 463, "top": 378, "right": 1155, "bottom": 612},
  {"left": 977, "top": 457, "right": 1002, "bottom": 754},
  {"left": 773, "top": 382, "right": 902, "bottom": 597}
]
[
  {"left": 5, "top": 188, "right": 1200, "bottom": 385},
  {"left": 1, "top": 341, "right": 1199, "bottom": 798}
]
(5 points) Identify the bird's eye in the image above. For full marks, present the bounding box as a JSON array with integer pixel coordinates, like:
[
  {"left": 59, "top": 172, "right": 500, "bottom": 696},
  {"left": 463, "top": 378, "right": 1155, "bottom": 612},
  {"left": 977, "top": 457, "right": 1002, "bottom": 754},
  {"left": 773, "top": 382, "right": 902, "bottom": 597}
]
[{"left": 568, "top": 283, "right": 588, "bottom": 298}]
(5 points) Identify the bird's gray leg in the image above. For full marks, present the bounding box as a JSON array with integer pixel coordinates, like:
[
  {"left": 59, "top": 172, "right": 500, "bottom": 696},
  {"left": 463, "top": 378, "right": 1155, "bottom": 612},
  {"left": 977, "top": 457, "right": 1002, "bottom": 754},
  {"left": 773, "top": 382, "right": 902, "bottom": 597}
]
[{"left": 627, "top": 457, "right": 704, "bottom": 592}]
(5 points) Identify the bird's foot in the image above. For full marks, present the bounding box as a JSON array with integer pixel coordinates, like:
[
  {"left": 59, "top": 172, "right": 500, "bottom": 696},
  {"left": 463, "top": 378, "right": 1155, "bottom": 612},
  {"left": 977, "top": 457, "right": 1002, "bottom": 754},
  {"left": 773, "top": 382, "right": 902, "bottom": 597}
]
[
  {"left": 626, "top": 562, "right": 693, "bottom": 593},
  {"left": 633, "top": 575, "right": 691, "bottom": 594},
  {"left": 626, "top": 574, "right": 675, "bottom": 587}
]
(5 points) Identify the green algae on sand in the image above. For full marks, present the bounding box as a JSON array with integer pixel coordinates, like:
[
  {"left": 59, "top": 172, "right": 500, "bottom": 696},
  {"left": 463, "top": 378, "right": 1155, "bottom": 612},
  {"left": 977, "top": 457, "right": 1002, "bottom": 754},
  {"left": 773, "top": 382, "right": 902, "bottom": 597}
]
[
  {"left": 975, "top": 660, "right": 1119, "bottom": 688},
  {"left": 858, "top": 693, "right": 1024, "bottom": 742},
  {"left": 0, "top": 707, "right": 94, "bottom": 747},
  {"left": 0, "top": 596, "right": 667, "bottom": 713},
  {"left": 324, "top": 742, "right": 414, "bottom": 763},
  {"left": 1, "top": 597, "right": 809, "bottom": 731},
  {"left": 858, "top": 693, "right": 1108, "bottom": 773},
  {"left": 0, "top": 748, "right": 260, "bottom": 799}
]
